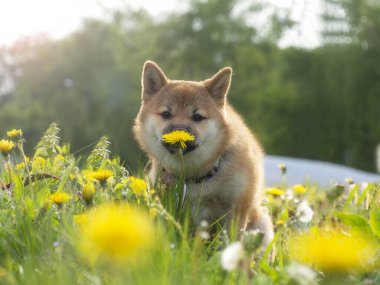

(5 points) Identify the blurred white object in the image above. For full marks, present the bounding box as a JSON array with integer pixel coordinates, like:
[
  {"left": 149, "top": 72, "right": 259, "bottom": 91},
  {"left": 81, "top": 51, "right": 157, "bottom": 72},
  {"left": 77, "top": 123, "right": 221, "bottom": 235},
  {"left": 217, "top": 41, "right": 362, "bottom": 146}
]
[
  {"left": 220, "top": 242, "right": 245, "bottom": 271},
  {"left": 265, "top": 155, "right": 380, "bottom": 186}
]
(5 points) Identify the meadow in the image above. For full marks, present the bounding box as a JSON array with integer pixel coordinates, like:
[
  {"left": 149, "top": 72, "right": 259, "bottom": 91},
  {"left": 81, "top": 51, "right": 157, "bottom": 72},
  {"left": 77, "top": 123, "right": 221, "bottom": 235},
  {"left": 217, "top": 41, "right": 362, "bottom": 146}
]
[{"left": 0, "top": 123, "right": 379, "bottom": 285}]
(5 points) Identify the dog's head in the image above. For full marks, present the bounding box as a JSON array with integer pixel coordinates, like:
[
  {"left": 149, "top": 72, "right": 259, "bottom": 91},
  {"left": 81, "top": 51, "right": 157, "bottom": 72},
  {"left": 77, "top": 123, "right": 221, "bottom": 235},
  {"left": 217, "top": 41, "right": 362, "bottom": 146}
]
[{"left": 133, "top": 61, "right": 232, "bottom": 175}]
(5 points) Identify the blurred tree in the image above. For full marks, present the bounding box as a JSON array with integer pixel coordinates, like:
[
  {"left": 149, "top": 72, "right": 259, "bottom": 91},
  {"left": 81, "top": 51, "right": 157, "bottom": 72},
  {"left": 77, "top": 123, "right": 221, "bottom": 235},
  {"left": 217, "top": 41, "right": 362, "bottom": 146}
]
[{"left": 0, "top": 0, "right": 379, "bottom": 172}]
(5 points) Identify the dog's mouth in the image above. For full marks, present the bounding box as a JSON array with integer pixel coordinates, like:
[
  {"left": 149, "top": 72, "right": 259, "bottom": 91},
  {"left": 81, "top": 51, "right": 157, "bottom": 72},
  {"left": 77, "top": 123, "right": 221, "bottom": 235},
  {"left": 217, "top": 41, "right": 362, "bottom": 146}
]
[{"left": 161, "top": 139, "right": 199, "bottom": 155}]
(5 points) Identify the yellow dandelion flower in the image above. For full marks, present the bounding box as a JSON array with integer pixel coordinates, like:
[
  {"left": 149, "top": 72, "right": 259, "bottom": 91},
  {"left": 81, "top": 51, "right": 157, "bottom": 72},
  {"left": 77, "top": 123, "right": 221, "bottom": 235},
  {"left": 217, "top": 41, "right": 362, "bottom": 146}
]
[
  {"left": 6, "top": 129, "right": 23, "bottom": 139},
  {"left": 162, "top": 130, "right": 195, "bottom": 149},
  {"left": 289, "top": 228, "right": 376, "bottom": 272},
  {"left": 82, "top": 183, "right": 95, "bottom": 204},
  {"left": 78, "top": 204, "right": 154, "bottom": 264},
  {"left": 90, "top": 169, "right": 113, "bottom": 182},
  {"left": 266, "top": 187, "right": 285, "bottom": 196},
  {"left": 277, "top": 163, "right": 287, "bottom": 174},
  {"left": 276, "top": 219, "right": 285, "bottom": 226},
  {"left": 293, "top": 184, "right": 307, "bottom": 195},
  {"left": 124, "top": 176, "right": 148, "bottom": 196},
  {"left": 32, "top": 157, "right": 46, "bottom": 171},
  {"left": 15, "top": 162, "right": 25, "bottom": 170},
  {"left": 149, "top": 207, "right": 160, "bottom": 218},
  {"left": 49, "top": 192, "right": 72, "bottom": 206},
  {"left": 0, "top": 139, "right": 15, "bottom": 156},
  {"left": 54, "top": 154, "right": 65, "bottom": 166},
  {"left": 74, "top": 214, "right": 89, "bottom": 226}
]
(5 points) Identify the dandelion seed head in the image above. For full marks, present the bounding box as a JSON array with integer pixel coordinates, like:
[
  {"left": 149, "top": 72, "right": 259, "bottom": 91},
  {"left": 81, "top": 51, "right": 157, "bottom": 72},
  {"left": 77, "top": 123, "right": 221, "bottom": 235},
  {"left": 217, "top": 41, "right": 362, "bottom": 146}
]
[
  {"left": 296, "top": 201, "right": 314, "bottom": 223},
  {"left": 220, "top": 242, "right": 245, "bottom": 271}
]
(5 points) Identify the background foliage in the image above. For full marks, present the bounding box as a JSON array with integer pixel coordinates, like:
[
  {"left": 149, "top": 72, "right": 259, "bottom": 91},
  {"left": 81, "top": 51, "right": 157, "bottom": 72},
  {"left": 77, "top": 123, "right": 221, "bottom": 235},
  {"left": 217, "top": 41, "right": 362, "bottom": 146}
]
[{"left": 0, "top": 0, "right": 379, "bottom": 172}]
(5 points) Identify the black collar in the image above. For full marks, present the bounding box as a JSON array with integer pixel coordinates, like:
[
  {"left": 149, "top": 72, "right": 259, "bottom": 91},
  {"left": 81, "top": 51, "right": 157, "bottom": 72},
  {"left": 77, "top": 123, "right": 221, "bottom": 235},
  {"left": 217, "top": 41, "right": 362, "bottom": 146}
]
[
  {"left": 185, "top": 165, "right": 218, "bottom": 184},
  {"left": 162, "top": 157, "right": 220, "bottom": 184}
]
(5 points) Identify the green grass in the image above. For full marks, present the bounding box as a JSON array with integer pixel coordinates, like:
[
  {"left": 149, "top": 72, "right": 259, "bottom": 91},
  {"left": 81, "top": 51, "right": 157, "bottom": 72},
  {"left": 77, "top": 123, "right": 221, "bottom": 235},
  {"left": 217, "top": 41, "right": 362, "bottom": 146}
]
[{"left": 0, "top": 123, "right": 379, "bottom": 285}]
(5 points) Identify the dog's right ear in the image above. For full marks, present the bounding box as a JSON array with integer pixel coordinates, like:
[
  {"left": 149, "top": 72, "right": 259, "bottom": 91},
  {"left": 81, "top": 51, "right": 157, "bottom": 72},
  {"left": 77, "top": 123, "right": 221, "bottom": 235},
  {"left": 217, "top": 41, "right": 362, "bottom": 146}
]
[{"left": 141, "top": 61, "right": 168, "bottom": 101}]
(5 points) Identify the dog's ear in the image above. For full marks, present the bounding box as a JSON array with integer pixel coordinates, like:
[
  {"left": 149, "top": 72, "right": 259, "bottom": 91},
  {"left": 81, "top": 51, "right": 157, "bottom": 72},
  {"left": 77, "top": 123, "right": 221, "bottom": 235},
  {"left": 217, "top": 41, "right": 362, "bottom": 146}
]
[
  {"left": 141, "top": 61, "right": 168, "bottom": 101},
  {"left": 203, "top": 67, "right": 232, "bottom": 107}
]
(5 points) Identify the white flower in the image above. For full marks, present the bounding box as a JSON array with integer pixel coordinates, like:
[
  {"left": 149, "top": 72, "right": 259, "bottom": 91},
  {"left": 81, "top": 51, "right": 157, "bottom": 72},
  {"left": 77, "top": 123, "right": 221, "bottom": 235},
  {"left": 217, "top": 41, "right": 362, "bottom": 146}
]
[
  {"left": 220, "top": 242, "right": 245, "bottom": 271},
  {"left": 286, "top": 262, "right": 316, "bottom": 284},
  {"left": 285, "top": 188, "right": 294, "bottom": 200},
  {"left": 199, "top": 231, "right": 210, "bottom": 240},
  {"left": 296, "top": 201, "right": 314, "bottom": 223}
]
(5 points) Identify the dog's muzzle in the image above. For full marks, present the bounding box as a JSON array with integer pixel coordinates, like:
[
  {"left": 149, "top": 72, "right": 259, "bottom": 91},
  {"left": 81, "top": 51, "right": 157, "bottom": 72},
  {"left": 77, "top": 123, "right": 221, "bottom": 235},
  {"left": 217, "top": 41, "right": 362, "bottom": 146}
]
[{"left": 161, "top": 125, "right": 199, "bottom": 155}]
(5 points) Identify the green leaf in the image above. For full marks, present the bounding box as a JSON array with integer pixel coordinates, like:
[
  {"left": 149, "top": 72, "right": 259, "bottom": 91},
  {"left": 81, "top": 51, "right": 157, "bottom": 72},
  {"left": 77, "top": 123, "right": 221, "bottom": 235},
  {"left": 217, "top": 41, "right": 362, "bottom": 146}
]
[
  {"left": 24, "top": 196, "right": 35, "bottom": 219},
  {"left": 344, "top": 184, "right": 359, "bottom": 209},
  {"left": 369, "top": 208, "right": 380, "bottom": 240},
  {"left": 334, "top": 211, "right": 372, "bottom": 236}
]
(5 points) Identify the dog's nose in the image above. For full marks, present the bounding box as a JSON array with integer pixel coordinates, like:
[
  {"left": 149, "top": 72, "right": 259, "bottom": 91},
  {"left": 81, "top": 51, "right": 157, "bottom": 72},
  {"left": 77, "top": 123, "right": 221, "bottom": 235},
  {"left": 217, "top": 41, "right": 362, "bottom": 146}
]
[
  {"left": 165, "top": 124, "right": 192, "bottom": 133},
  {"left": 161, "top": 125, "right": 198, "bottom": 155}
]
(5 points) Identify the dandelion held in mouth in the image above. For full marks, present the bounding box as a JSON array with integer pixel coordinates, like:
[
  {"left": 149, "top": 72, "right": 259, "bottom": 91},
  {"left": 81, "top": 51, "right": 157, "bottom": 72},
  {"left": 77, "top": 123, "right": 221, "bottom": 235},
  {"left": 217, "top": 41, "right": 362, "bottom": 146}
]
[{"left": 162, "top": 130, "right": 195, "bottom": 149}]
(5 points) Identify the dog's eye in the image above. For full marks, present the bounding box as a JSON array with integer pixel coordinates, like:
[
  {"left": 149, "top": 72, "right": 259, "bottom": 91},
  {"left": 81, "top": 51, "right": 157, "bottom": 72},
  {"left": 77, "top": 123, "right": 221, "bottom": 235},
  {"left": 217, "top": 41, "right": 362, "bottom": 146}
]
[
  {"left": 161, "top": 111, "right": 172, "bottom": 120},
  {"left": 192, "top": 114, "right": 205, "bottom": 122}
]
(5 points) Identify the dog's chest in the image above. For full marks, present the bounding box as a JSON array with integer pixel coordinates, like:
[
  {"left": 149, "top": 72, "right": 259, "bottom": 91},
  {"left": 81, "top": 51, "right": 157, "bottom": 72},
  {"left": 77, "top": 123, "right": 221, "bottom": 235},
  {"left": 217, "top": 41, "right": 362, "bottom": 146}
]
[{"left": 185, "top": 171, "right": 247, "bottom": 224}]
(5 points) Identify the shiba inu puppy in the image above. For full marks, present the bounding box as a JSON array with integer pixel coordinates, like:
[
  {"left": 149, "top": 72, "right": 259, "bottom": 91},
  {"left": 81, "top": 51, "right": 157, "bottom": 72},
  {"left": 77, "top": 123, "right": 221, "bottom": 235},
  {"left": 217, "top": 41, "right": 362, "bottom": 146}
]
[{"left": 133, "top": 61, "right": 273, "bottom": 245}]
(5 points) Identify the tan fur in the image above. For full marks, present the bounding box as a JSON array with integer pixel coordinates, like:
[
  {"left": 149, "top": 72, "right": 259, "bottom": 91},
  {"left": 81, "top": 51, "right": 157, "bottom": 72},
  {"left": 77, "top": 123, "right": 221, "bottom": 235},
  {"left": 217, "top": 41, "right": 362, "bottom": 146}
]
[{"left": 133, "top": 61, "right": 273, "bottom": 245}]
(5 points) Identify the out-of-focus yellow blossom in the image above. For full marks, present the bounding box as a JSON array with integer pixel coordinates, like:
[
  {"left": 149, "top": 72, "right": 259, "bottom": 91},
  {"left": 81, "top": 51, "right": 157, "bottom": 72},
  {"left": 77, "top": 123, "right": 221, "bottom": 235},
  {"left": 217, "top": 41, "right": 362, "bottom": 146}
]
[
  {"left": 54, "top": 155, "right": 65, "bottom": 166},
  {"left": 0, "top": 140, "right": 15, "bottom": 156},
  {"left": 82, "top": 183, "right": 95, "bottom": 204},
  {"left": 74, "top": 214, "right": 89, "bottom": 226},
  {"left": 289, "top": 228, "right": 376, "bottom": 272},
  {"left": 86, "top": 169, "right": 113, "bottom": 183},
  {"left": 16, "top": 162, "right": 25, "bottom": 171},
  {"left": 149, "top": 207, "right": 160, "bottom": 218},
  {"left": 6, "top": 129, "right": 23, "bottom": 139},
  {"left": 49, "top": 192, "right": 72, "bottom": 206},
  {"left": 276, "top": 219, "right": 285, "bottom": 226},
  {"left": 78, "top": 203, "right": 154, "bottom": 264},
  {"left": 266, "top": 187, "right": 285, "bottom": 197},
  {"left": 293, "top": 184, "right": 307, "bottom": 195},
  {"left": 32, "top": 157, "right": 46, "bottom": 171},
  {"left": 124, "top": 176, "right": 148, "bottom": 196},
  {"left": 277, "top": 163, "right": 287, "bottom": 175}
]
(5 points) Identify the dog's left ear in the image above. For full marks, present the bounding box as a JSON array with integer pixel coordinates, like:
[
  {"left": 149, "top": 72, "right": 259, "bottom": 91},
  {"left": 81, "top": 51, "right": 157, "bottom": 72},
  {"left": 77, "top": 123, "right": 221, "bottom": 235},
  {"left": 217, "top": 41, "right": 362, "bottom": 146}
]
[{"left": 203, "top": 67, "right": 232, "bottom": 106}]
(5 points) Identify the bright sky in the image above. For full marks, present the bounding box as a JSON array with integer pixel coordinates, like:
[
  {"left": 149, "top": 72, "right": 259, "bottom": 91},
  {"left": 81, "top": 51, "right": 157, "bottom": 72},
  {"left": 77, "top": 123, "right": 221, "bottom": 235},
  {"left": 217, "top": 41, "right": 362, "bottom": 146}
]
[{"left": 0, "top": 0, "right": 321, "bottom": 48}]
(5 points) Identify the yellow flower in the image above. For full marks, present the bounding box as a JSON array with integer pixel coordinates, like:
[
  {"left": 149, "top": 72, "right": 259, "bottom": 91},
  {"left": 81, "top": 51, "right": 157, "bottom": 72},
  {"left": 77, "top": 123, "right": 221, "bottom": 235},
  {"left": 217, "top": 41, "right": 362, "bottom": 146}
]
[
  {"left": 276, "top": 219, "right": 285, "bottom": 226},
  {"left": 89, "top": 169, "right": 113, "bottom": 183},
  {"left": 0, "top": 139, "right": 15, "bottom": 156},
  {"left": 124, "top": 176, "right": 148, "bottom": 196},
  {"left": 266, "top": 187, "right": 285, "bottom": 196},
  {"left": 6, "top": 129, "right": 23, "bottom": 139},
  {"left": 149, "top": 207, "right": 160, "bottom": 218},
  {"left": 82, "top": 183, "right": 95, "bottom": 204},
  {"left": 32, "top": 157, "right": 46, "bottom": 171},
  {"left": 289, "top": 228, "right": 376, "bottom": 272},
  {"left": 293, "top": 184, "right": 307, "bottom": 195},
  {"left": 78, "top": 204, "right": 154, "bottom": 264},
  {"left": 277, "top": 163, "right": 287, "bottom": 174},
  {"left": 16, "top": 162, "right": 25, "bottom": 170},
  {"left": 49, "top": 192, "right": 72, "bottom": 206},
  {"left": 74, "top": 214, "right": 89, "bottom": 226},
  {"left": 54, "top": 154, "right": 65, "bottom": 166},
  {"left": 162, "top": 130, "right": 195, "bottom": 149}
]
